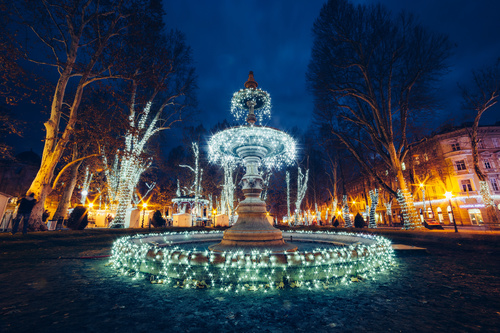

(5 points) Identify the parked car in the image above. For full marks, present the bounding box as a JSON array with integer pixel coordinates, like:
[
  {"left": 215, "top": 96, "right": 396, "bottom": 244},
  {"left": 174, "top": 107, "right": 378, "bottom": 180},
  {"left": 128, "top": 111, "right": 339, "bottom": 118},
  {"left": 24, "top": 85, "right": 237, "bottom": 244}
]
[{"left": 423, "top": 218, "right": 444, "bottom": 230}]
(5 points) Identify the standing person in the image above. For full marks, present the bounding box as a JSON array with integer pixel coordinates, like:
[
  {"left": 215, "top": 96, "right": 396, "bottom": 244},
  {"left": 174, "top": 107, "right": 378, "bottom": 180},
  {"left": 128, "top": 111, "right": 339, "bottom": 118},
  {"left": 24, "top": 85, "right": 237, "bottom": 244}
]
[{"left": 12, "top": 193, "right": 37, "bottom": 235}]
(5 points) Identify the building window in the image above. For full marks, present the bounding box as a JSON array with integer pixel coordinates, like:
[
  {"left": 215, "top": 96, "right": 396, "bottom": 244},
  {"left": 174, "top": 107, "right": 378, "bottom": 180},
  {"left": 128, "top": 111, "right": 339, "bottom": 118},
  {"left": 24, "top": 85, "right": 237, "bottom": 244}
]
[
  {"left": 401, "top": 162, "right": 406, "bottom": 171},
  {"left": 484, "top": 160, "right": 491, "bottom": 169},
  {"left": 451, "top": 143, "right": 461, "bottom": 151},
  {"left": 424, "top": 153, "right": 429, "bottom": 161},
  {"left": 491, "top": 178, "right": 499, "bottom": 192},
  {"left": 493, "top": 138, "right": 500, "bottom": 148},
  {"left": 455, "top": 160, "right": 466, "bottom": 171},
  {"left": 460, "top": 179, "right": 473, "bottom": 192}
]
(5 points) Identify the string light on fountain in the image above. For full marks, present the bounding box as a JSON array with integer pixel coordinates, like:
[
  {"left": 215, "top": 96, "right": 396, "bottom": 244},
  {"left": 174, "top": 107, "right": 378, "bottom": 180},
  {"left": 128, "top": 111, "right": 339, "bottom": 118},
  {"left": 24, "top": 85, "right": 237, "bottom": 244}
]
[
  {"left": 208, "top": 126, "right": 296, "bottom": 170},
  {"left": 230, "top": 71, "right": 271, "bottom": 125}
]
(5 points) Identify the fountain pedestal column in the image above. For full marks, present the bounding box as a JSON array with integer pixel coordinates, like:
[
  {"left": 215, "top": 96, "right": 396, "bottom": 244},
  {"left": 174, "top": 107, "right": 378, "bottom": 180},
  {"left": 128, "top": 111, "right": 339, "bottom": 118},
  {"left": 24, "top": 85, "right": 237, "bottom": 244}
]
[{"left": 209, "top": 146, "right": 297, "bottom": 252}]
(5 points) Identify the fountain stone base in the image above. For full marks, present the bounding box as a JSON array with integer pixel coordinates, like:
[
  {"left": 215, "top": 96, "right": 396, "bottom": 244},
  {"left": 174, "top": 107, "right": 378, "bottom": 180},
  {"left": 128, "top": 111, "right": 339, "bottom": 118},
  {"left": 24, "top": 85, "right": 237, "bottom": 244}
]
[{"left": 209, "top": 200, "right": 297, "bottom": 253}]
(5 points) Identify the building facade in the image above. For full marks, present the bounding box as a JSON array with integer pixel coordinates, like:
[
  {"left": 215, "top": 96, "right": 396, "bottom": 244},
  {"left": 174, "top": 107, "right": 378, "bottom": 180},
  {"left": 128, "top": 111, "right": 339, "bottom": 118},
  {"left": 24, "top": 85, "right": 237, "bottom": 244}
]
[{"left": 345, "top": 125, "right": 500, "bottom": 227}]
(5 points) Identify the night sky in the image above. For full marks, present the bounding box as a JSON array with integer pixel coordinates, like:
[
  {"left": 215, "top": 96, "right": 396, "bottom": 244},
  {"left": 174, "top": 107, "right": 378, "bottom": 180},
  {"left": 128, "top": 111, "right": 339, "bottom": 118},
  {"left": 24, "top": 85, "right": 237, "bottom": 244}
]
[
  {"left": 163, "top": 0, "right": 500, "bottom": 134},
  {"left": 9, "top": 0, "right": 500, "bottom": 155}
]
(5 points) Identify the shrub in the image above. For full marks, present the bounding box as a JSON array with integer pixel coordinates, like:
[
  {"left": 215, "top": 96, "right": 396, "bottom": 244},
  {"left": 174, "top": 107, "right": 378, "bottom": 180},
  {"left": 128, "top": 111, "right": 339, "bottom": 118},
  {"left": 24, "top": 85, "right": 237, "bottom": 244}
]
[
  {"left": 151, "top": 210, "right": 166, "bottom": 228},
  {"left": 67, "top": 206, "right": 88, "bottom": 230},
  {"left": 332, "top": 218, "right": 339, "bottom": 228},
  {"left": 354, "top": 213, "right": 365, "bottom": 228}
]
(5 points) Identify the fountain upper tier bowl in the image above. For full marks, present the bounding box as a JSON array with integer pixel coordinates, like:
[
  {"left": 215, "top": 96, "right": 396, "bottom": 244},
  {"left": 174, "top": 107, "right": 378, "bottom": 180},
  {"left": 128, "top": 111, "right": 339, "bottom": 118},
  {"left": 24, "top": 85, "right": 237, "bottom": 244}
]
[{"left": 208, "top": 125, "right": 296, "bottom": 168}]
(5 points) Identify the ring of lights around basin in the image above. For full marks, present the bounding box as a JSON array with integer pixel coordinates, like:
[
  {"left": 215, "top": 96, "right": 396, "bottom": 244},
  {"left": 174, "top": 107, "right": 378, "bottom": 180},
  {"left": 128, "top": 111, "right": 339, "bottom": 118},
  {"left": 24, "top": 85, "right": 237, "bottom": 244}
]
[
  {"left": 109, "top": 231, "right": 394, "bottom": 291},
  {"left": 208, "top": 125, "right": 296, "bottom": 169}
]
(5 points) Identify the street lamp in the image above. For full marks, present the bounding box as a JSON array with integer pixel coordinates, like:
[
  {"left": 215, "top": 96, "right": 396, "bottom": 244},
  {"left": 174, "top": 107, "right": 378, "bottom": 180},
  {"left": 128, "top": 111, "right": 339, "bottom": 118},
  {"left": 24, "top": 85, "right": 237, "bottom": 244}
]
[
  {"left": 445, "top": 191, "right": 458, "bottom": 233},
  {"left": 419, "top": 183, "right": 426, "bottom": 221},
  {"left": 141, "top": 202, "right": 148, "bottom": 228}
]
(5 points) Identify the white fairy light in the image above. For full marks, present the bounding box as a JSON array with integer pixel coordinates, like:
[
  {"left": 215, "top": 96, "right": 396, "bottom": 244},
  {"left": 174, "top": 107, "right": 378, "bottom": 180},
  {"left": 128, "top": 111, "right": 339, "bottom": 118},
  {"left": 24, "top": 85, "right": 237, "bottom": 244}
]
[
  {"left": 343, "top": 195, "right": 352, "bottom": 227},
  {"left": 231, "top": 88, "right": 271, "bottom": 125},
  {"left": 208, "top": 126, "right": 296, "bottom": 169},
  {"left": 368, "top": 189, "right": 379, "bottom": 228},
  {"left": 108, "top": 230, "right": 395, "bottom": 292},
  {"left": 295, "top": 167, "right": 309, "bottom": 224}
]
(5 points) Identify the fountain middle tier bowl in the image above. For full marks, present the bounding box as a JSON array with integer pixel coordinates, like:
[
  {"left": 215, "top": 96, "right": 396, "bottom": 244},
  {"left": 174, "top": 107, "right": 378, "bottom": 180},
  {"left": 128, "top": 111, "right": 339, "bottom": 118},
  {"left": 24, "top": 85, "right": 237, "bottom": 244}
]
[
  {"left": 109, "top": 231, "right": 394, "bottom": 291},
  {"left": 208, "top": 125, "right": 296, "bottom": 167}
]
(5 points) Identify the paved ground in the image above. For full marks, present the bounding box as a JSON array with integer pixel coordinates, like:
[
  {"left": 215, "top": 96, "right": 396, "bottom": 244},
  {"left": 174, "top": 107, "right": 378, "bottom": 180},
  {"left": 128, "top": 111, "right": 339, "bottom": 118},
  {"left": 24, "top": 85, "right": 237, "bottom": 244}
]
[{"left": 1, "top": 227, "right": 499, "bottom": 332}]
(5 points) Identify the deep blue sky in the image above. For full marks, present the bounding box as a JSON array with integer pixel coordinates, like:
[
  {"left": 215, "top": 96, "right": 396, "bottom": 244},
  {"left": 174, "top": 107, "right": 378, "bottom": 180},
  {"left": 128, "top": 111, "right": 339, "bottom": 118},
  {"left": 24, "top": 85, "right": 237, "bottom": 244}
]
[
  {"left": 9, "top": 0, "right": 500, "bottom": 155},
  {"left": 163, "top": 0, "right": 500, "bottom": 135}
]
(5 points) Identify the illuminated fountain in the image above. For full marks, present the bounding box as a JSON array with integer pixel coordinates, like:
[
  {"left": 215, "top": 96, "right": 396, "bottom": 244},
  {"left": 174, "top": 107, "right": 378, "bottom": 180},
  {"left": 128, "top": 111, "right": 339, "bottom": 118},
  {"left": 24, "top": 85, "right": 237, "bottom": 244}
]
[
  {"left": 109, "top": 73, "right": 394, "bottom": 291},
  {"left": 208, "top": 71, "right": 296, "bottom": 252}
]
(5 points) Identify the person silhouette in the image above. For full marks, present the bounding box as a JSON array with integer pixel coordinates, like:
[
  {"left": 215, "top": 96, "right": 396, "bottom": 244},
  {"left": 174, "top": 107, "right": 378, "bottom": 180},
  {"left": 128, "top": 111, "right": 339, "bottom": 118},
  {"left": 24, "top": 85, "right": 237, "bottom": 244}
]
[{"left": 12, "top": 193, "right": 37, "bottom": 235}]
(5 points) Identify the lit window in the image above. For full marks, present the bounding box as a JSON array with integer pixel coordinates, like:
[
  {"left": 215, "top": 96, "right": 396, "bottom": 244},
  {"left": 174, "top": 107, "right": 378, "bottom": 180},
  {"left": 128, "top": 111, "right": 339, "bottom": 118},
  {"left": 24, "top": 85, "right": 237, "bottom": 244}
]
[
  {"left": 424, "top": 153, "right": 429, "bottom": 161},
  {"left": 402, "top": 162, "right": 406, "bottom": 171},
  {"left": 460, "top": 179, "right": 473, "bottom": 192},
  {"left": 451, "top": 143, "right": 461, "bottom": 151},
  {"left": 491, "top": 179, "right": 499, "bottom": 192},
  {"left": 484, "top": 160, "right": 491, "bottom": 169},
  {"left": 455, "top": 160, "right": 466, "bottom": 171}
]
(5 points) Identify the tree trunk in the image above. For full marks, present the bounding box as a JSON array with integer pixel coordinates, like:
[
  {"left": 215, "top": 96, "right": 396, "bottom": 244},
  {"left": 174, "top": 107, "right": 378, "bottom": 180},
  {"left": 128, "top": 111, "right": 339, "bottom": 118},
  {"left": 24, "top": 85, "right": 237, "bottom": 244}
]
[
  {"left": 111, "top": 156, "right": 135, "bottom": 227},
  {"left": 388, "top": 143, "right": 422, "bottom": 229},
  {"left": 471, "top": 119, "right": 500, "bottom": 227},
  {"left": 52, "top": 160, "right": 83, "bottom": 221},
  {"left": 27, "top": 150, "right": 61, "bottom": 226},
  {"left": 368, "top": 189, "right": 379, "bottom": 228}
]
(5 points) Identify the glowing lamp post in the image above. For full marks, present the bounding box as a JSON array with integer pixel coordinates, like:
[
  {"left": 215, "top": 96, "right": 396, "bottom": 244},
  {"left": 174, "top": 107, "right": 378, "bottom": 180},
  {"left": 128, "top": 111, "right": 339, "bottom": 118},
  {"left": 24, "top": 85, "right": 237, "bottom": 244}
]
[
  {"left": 420, "top": 183, "right": 426, "bottom": 220},
  {"left": 445, "top": 192, "right": 458, "bottom": 233}
]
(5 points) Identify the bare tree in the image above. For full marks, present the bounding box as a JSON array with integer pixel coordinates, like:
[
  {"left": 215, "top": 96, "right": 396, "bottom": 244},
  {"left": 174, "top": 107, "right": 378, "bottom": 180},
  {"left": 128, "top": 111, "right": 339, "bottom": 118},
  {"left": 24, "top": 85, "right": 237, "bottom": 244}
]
[
  {"left": 106, "top": 7, "right": 196, "bottom": 226},
  {"left": 461, "top": 59, "right": 500, "bottom": 226},
  {"left": 7, "top": 0, "right": 136, "bottom": 225},
  {"left": 307, "top": 0, "right": 451, "bottom": 229}
]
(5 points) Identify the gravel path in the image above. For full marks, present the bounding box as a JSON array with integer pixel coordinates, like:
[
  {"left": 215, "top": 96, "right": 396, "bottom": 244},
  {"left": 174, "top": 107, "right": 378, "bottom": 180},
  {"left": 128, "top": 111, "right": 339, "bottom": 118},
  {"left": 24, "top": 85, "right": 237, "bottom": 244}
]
[{"left": 1, "top": 228, "right": 499, "bottom": 332}]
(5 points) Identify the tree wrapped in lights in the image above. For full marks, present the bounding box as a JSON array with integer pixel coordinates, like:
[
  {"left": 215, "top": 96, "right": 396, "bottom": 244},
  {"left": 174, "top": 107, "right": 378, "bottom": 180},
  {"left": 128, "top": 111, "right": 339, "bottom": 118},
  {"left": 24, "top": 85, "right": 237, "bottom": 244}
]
[
  {"left": 260, "top": 171, "right": 271, "bottom": 202},
  {"left": 368, "top": 189, "right": 379, "bottom": 228},
  {"left": 295, "top": 167, "right": 309, "bottom": 223},
  {"left": 384, "top": 201, "right": 392, "bottom": 224},
  {"left": 80, "top": 167, "right": 93, "bottom": 205},
  {"left": 342, "top": 195, "right": 352, "bottom": 227},
  {"left": 102, "top": 150, "right": 120, "bottom": 205},
  {"left": 179, "top": 142, "right": 204, "bottom": 216},
  {"left": 396, "top": 189, "right": 421, "bottom": 230},
  {"left": 107, "top": 14, "right": 195, "bottom": 227},
  {"left": 286, "top": 171, "right": 291, "bottom": 223},
  {"left": 221, "top": 160, "right": 237, "bottom": 216}
]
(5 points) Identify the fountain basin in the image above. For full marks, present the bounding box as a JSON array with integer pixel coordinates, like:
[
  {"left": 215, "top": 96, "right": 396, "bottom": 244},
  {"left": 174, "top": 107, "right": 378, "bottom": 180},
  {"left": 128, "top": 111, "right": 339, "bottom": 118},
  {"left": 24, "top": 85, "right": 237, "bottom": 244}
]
[{"left": 110, "top": 230, "right": 394, "bottom": 290}]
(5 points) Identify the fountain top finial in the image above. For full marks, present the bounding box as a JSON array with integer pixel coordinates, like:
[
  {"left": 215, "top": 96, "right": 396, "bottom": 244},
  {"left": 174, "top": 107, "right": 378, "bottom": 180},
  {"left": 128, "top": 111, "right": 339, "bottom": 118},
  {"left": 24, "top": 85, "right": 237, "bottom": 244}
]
[{"left": 244, "top": 71, "right": 258, "bottom": 89}]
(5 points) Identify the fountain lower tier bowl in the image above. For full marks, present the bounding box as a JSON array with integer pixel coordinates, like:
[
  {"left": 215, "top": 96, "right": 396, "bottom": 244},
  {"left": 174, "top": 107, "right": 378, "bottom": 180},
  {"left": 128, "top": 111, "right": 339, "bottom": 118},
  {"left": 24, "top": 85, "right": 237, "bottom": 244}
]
[{"left": 109, "top": 231, "right": 395, "bottom": 291}]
